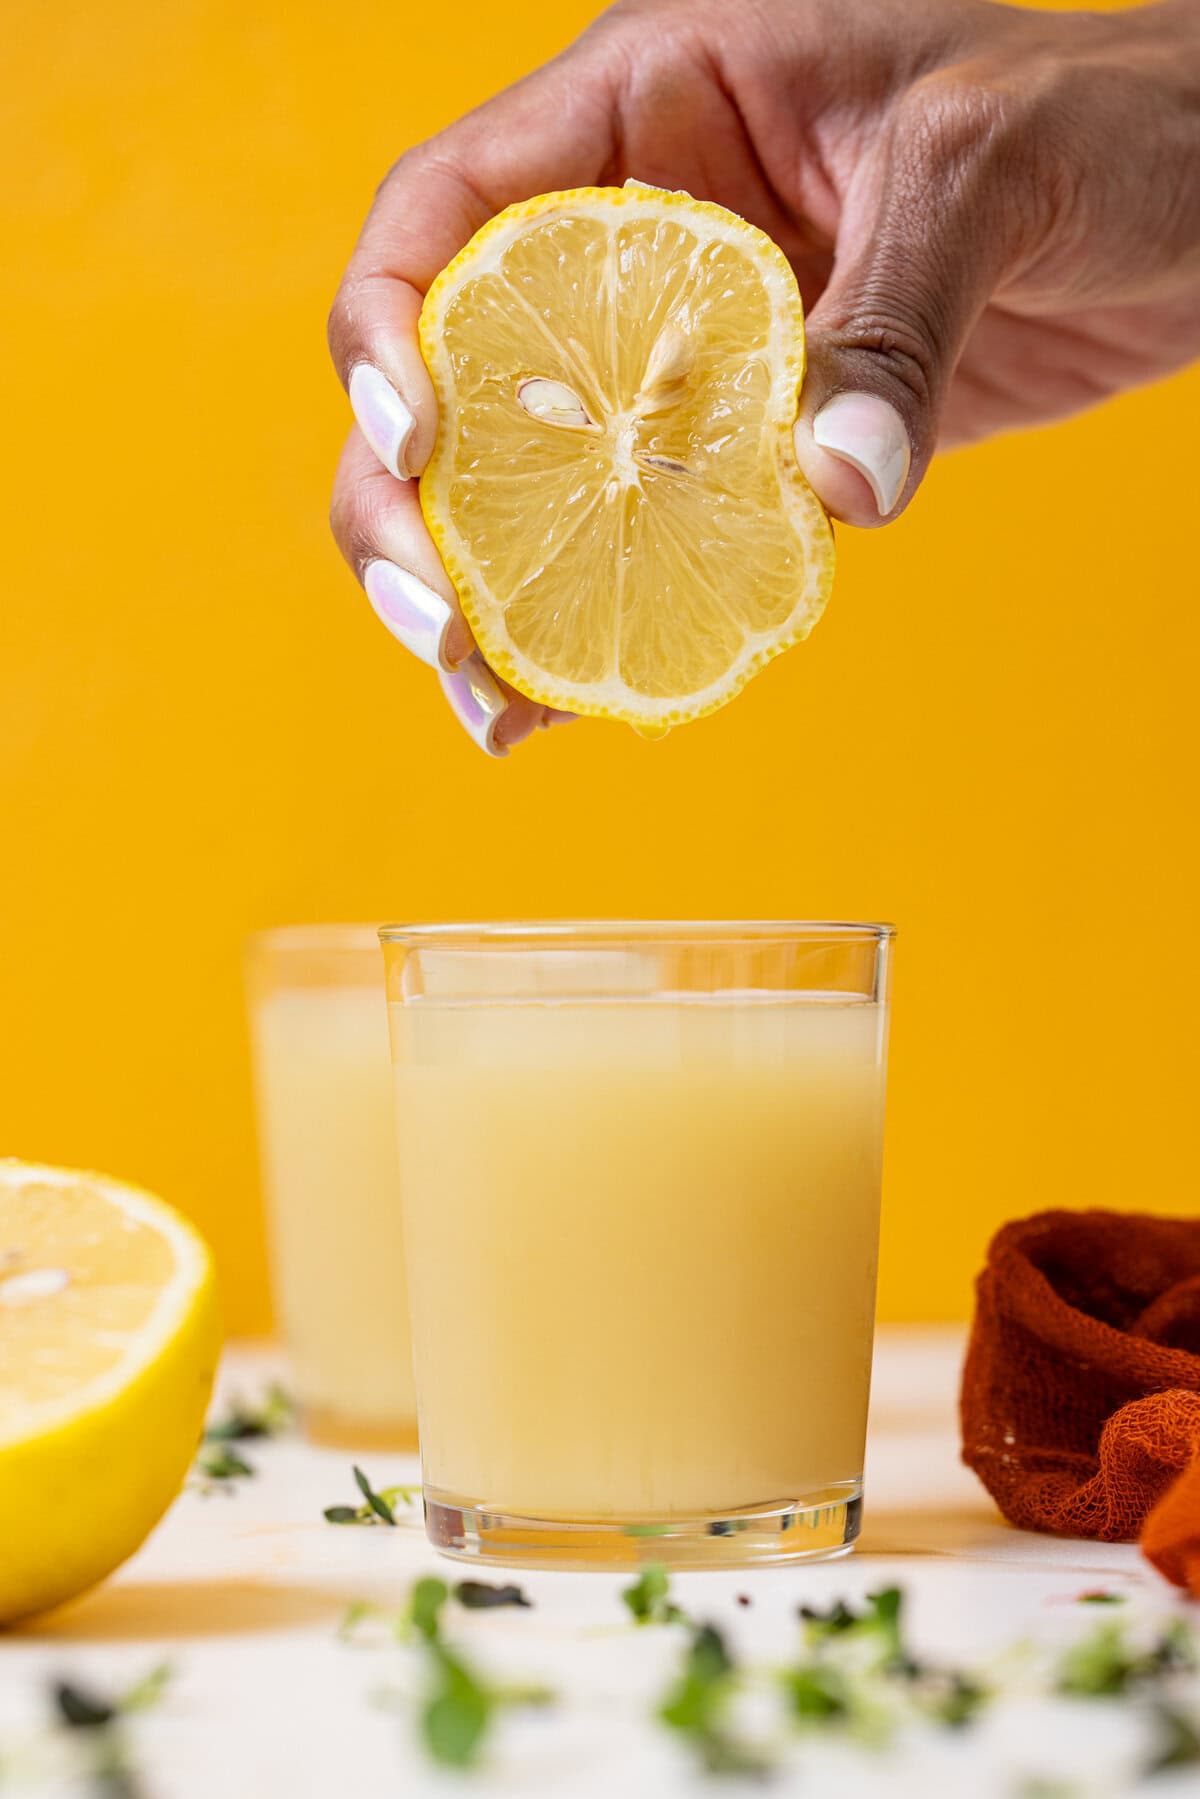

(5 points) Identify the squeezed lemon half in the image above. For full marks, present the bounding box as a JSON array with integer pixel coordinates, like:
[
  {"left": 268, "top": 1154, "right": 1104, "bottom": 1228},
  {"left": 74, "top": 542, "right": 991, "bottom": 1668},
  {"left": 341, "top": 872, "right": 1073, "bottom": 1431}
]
[
  {"left": 418, "top": 184, "right": 834, "bottom": 736},
  {"left": 0, "top": 1161, "right": 220, "bottom": 1623}
]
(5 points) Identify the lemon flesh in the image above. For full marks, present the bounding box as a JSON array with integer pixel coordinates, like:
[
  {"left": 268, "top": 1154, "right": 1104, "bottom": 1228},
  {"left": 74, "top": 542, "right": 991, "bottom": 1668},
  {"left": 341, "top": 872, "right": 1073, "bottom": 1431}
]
[
  {"left": 419, "top": 184, "right": 834, "bottom": 735},
  {"left": 0, "top": 1161, "right": 220, "bottom": 1624}
]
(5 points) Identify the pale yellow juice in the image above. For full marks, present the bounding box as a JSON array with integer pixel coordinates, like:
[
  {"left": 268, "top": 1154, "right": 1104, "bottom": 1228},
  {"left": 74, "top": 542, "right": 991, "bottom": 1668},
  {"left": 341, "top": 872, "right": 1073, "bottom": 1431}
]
[
  {"left": 250, "top": 973, "right": 416, "bottom": 1445},
  {"left": 391, "top": 992, "right": 885, "bottom": 1519}
]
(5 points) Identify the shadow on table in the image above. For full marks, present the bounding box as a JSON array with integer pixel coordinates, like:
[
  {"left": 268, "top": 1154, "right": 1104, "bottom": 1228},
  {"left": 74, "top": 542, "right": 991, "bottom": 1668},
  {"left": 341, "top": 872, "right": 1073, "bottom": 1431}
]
[
  {"left": 859, "top": 1504, "right": 1141, "bottom": 1576},
  {"left": 11, "top": 1578, "right": 361, "bottom": 1642},
  {"left": 858, "top": 1502, "right": 1008, "bottom": 1558}
]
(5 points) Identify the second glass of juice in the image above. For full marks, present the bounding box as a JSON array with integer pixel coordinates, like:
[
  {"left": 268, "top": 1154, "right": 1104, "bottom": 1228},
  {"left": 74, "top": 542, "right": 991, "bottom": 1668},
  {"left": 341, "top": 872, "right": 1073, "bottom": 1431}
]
[
  {"left": 247, "top": 925, "right": 417, "bottom": 1446},
  {"left": 382, "top": 920, "right": 892, "bottom": 1567}
]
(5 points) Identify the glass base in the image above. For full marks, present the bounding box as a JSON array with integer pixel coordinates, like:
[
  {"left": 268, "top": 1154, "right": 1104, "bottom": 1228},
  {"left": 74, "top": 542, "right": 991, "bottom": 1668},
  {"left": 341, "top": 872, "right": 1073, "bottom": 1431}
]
[
  {"left": 424, "top": 1482, "right": 862, "bottom": 1571},
  {"left": 302, "top": 1404, "right": 419, "bottom": 1451}
]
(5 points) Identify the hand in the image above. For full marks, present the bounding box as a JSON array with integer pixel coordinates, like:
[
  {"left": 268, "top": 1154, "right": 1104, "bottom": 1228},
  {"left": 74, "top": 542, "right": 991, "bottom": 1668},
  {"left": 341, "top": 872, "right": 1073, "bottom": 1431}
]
[{"left": 328, "top": 0, "right": 1200, "bottom": 754}]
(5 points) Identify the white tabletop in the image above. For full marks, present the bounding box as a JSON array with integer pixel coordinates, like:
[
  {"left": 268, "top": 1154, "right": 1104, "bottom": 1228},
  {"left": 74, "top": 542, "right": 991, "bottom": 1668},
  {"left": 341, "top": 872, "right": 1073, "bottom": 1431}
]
[{"left": 2, "top": 1329, "right": 1194, "bottom": 1797}]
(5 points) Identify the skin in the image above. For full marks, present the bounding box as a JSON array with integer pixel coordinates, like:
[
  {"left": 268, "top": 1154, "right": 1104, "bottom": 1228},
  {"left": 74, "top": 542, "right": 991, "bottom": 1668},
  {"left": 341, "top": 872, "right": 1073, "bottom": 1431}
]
[{"left": 328, "top": 0, "right": 1200, "bottom": 751}]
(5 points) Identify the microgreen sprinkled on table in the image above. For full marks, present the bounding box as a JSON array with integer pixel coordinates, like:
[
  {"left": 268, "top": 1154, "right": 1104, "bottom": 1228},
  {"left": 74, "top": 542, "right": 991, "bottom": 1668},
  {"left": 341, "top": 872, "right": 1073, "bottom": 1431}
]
[
  {"left": 421, "top": 1642, "right": 553, "bottom": 1768},
  {"left": 329, "top": 1575, "right": 1200, "bottom": 1781},
  {"left": 659, "top": 1622, "right": 770, "bottom": 1779},
  {"left": 203, "top": 1383, "right": 293, "bottom": 1442},
  {"left": 195, "top": 1445, "right": 256, "bottom": 1482},
  {"left": 1055, "top": 1616, "right": 1195, "bottom": 1697},
  {"left": 323, "top": 1464, "right": 419, "bottom": 1525},
  {"left": 1146, "top": 1698, "right": 1200, "bottom": 1773},
  {"left": 340, "top": 1579, "right": 534, "bottom": 1645},
  {"left": 53, "top": 1681, "right": 117, "bottom": 1730},
  {"left": 799, "top": 1587, "right": 905, "bottom": 1665},
  {"left": 621, "top": 1564, "right": 687, "bottom": 1627},
  {"left": 344, "top": 1574, "right": 550, "bottom": 1768},
  {"left": 45, "top": 1665, "right": 172, "bottom": 1795},
  {"left": 455, "top": 1581, "right": 531, "bottom": 1611},
  {"left": 53, "top": 1664, "right": 171, "bottom": 1730}
]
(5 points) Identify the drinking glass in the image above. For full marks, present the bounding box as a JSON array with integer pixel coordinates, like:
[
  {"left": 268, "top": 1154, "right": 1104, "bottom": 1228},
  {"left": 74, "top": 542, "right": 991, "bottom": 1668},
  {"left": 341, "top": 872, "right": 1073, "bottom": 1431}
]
[
  {"left": 247, "top": 925, "right": 417, "bottom": 1446},
  {"left": 381, "top": 921, "right": 892, "bottom": 1568}
]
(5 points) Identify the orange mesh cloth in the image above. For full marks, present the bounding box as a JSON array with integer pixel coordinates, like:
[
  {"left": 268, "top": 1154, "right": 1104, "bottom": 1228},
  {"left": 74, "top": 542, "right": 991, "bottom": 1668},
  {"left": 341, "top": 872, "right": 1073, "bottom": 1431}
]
[{"left": 961, "top": 1210, "right": 1200, "bottom": 1593}]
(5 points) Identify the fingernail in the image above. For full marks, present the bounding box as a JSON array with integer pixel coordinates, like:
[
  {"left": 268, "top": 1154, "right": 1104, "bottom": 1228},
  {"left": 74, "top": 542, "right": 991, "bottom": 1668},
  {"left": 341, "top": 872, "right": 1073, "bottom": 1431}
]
[
  {"left": 349, "top": 362, "right": 415, "bottom": 480},
  {"left": 364, "top": 560, "right": 454, "bottom": 671},
  {"left": 810, "top": 393, "right": 911, "bottom": 517},
  {"left": 439, "top": 652, "right": 508, "bottom": 758}
]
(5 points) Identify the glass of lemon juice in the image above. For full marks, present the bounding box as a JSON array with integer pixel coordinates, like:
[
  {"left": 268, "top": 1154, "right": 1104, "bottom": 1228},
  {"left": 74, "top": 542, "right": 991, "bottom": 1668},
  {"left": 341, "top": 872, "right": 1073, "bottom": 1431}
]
[
  {"left": 246, "top": 926, "right": 417, "bottom": 1447},
  {"left": 382, "top": 921, "right": 892, "bottom": 1568}
]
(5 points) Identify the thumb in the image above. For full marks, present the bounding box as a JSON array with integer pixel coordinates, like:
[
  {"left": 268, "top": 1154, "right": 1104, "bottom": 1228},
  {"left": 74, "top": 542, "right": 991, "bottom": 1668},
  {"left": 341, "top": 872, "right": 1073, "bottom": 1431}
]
[{"left": 792, "top": 85, "right": 1014, "bottom": 526}]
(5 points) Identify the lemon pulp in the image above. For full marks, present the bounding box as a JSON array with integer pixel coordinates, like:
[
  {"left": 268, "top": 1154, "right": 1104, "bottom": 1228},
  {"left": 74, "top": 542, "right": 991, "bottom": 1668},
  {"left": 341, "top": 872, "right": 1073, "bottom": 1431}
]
[{"left": 419, "top": 185, "right": 834, "bottom": 733}]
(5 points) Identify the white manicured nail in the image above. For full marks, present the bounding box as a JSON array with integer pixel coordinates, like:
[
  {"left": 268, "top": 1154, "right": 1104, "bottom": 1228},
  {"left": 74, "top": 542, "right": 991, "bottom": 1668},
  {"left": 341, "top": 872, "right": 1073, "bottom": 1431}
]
[
  {"left": 439, "top": 653, "right": 509, "bottom": 758},
  {"left": 349, "top": 362, "right": 415, "bottom": 480},
  {"left": 809, "top": 393, "right": 911, "bottom": 517},
  {"left": 364, "top": 560, "right": 455, "bottom": 671}
]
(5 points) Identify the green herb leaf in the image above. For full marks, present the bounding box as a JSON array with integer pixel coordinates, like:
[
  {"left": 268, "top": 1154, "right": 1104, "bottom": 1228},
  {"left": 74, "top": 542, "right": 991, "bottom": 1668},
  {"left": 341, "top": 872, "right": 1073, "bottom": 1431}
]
[
  {"left": 455, "top": 1580, "right": 531, "bottom": 1611},
  {"left": 697, "top": 1733, "right": 773, "bottom": 1779},
  {"left": 797, "top": 1597, "right": 858, "bottom": 1637},
  {"left": 52, "top": 1659, "right": 173, "bottom": 1736},
  {"left": 783, "top": 1661, "right": 850, "bottom": 1721},
  {"left": 378, "top": 1484, "right": 418, "bottom": 1510},
  {"left": 1078, "top": 1590, "right": 1124, "bottom": 1605},
  {"left": 622, "top": 1564, "right": 686, "bottom": 1627},
  {"left": 497, "top": 1681, "right": 555, "bottom": 1709},
  {"left": 421, "top": 1644, "right": 493, "bottom": 1768},
  {"left": 1154, "top": 1616, "right": 1197, "bottom": 1673},
  {"left": 410, "top": 1576, "right": 450, "bottom": 1642},
  {"left": 118, "top": 1664, "right": 172, "bottom": 1715},
  {"left": 1146, "top": 1699, "right": 1200, "bottom": 1774},
  {"left": 659, "top": 1623, "right": 771, "bottom": 1780},
  {"left": 338, "top": 1600, "right": 376, "bottom": 1639},
  {"left": 785, "top": 1587, "right": 986, "bottom": 1744},
  {"left": 687, "top": 1623, "right": 733, "bottom": 1683},
  {"left": 354, "top": 1574, "right": 554, "bottom": 1767},
  {"left": 353, "top": 1464, "right": 397, "bottom": 1525},
  {"left": 1052, "top": 1617, "right": 1198, "bottom": 1699},
  {"left": 660, "top": 1625, "right": 730, "bottom": 1734},
  {"left": 1056, "top": 1621, "right": 1150, "bottom": 1697},
  {"left": 54, "top": 1681, "right": 116, "bottom": 1730},
  {"left": 196, "top": 1445, "right": 255, "bottom": 1481},
  {"left": 203, "top": 1383, "right": 293, "bottom": 1442},
  {"left": 916, "top": 1669, "right": 987, "bottom": 1730},
  {"left": 798, "top": 1586, "right": 905, "bottom": 1669},
  {"left": 417, "top": 1636, "right": 552, "bottom": 1769},
  {"left": 88, "top": 1748, "right": 142, "bottom": 1799},
  {"left": 323, "top": 1466, "right": 418, "bottom": 1525}
]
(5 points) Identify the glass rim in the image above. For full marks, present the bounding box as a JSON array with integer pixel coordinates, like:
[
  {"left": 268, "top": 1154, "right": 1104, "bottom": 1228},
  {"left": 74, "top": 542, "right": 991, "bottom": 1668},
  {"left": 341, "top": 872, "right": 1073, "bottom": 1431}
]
[
  {"left": 246, "top": 923, "right": 383, "bottom": 958},
  {"left": 378, "top": 919, "right": 895, "bottom": 944}
]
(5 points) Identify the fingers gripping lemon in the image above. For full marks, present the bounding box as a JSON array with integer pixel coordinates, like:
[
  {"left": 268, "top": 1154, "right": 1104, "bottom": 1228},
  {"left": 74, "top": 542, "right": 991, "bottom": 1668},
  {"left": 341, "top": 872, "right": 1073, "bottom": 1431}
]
[
  {"left": 418, "top": 185, "right": 834, "bottom": 737},
  {"left": 0, "top": 1162, "right": 220, "bottom": 1624}
]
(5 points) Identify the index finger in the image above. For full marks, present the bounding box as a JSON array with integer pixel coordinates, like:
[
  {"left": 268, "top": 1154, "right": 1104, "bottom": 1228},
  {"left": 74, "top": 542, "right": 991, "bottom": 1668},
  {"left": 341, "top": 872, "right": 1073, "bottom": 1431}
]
[{"left": 328, "top": 40, "right": 622, "bottom": 479}]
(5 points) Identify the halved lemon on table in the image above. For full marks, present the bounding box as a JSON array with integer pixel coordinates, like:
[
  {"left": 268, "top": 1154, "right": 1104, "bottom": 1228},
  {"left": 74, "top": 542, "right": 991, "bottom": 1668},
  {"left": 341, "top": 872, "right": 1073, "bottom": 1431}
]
[
  {"left": 419, "top": 183, "right": 834, "bottom": 737},
  {"left": 0, "top": 1161, "right": 220, "bottom": 1624}
]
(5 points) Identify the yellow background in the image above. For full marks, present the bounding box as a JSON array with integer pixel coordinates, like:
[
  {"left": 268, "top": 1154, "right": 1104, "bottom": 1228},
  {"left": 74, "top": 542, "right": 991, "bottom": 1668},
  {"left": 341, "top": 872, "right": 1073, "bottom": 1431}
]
[{"left": 3, "top": 0, "right": 1195, "bottom": 1333}]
